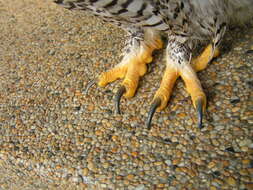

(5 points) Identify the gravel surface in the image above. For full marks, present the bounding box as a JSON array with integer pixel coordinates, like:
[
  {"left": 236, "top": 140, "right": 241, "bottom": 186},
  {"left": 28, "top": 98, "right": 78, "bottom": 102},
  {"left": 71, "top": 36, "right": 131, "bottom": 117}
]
[{"left": 0, "top": 0, "right": 252, "bottom": 189}]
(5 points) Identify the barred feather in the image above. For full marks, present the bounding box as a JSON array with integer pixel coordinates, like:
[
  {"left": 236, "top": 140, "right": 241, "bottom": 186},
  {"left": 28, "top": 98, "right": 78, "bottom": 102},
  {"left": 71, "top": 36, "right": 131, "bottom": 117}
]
[{"left": 53, "top": 0, "right": 253, "bottom": 45}]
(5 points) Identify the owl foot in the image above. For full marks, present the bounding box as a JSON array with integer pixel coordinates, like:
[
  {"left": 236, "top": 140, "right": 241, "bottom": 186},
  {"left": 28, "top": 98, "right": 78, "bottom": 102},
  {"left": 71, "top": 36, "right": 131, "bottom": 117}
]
[
  {"left": 192, "top": 44, "right": 220, "bottom": 72},
  {"left": 146, "top": 66, "right": 179, "bottom": 129},
  {"left": 98, "top": 38, "right": 163, "bottom": 113},
  {"left": 146, "top": 44, "right": 220, "bottom": 129}
]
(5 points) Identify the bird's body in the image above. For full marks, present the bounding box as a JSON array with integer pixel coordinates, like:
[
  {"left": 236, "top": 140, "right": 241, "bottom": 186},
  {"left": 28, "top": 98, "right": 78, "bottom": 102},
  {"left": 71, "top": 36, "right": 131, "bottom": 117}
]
[
  {"left": 55, "top": 0, "right": 252, "bottom": 46},
  {"left": 54, "top": 0, "right": 253, "bottom": 128}
]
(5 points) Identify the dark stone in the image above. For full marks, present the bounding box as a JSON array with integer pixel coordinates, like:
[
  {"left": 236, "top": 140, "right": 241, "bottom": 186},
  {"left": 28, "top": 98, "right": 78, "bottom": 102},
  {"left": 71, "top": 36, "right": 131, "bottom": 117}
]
[{"left": 225, "top": 147, "right": 235, "bottom": 153}]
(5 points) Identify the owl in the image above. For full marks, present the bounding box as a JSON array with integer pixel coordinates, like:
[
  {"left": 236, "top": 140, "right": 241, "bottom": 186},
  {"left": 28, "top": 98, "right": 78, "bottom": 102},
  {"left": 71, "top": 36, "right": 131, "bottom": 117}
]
[{"left": 54, "top": 0, "right": 253, "bottom": 129}]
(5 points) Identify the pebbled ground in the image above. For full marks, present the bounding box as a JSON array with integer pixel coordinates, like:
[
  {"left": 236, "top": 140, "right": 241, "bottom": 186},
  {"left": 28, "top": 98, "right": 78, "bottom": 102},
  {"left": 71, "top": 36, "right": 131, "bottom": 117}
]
[{"left": 0, "top": 0, "right": 252, "bottom": 189}]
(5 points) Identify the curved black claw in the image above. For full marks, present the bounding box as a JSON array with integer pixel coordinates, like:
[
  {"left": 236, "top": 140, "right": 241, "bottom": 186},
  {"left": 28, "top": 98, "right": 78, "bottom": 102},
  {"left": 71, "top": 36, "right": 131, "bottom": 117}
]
[
  {"left": 84, "top": 80, "right": 96, "bottom": 95},
  {"left": 114, "top": 86, "right": 126, "bottom": 114},
  {"left": 146, "top": 98, "right": 161, "bottom": 130},
  {"left": 195, "top": 99, "right": 203, "bottom": 129}
]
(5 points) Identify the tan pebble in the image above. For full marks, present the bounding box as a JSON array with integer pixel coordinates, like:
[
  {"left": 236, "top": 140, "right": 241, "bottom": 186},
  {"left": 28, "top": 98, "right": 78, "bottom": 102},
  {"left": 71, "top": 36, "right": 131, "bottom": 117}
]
[
  {"left": 138, "top": 171, "right": 145, "bottom": 177},
  {"left": 177, "top": 113, "right": 187, "bottom": 118},
  {"left": 48, "top": 172, "right": 54, "bottom": 176},
  {"left": 123, "top": 180, "right": 130, "bottom": 185},
  {"left": 159, "top": 171, "right": 167, "bottom": 178},
  {"left": 157, "top": 184, "right": 165, "bottom": 188},
  {"left": 55, "top": 165, "right": 61, "bottom": 170},
  {"left": 111, "top": 147, "right": 118, "bottom": 153},
  {"left": 180, "top": 167, "right": 188, "bottom": 173},
  {"left": 100, "top": 178, "right": 108, "bottom": 184},
  {"left": 126, "top": 174, "right": 135, "bottom": 181},
  {"left": 137, "top": 160, "right": 144, "bottom": 167},
  {"left": 223, "top": 171, "right": 230, "bottom": 177},
  {"left": 171, "top": 136, "right": 178, "bottom": 142},
  {"left": 188, "top": 169, "right": 197, "bottom": 177},
  {"left": 75, "top": 90, "right": 82, "bottom": 97},
  {"left": 175, "top": 150, "right": 183, "bottom": 157},
  {"left": 239, "top": 169, "right": 249, "bottom": 176},
  {"left": 87, "top": 104, "right": 95, "bottom": 112},
  {"left": 171, "top": 180, "right": 178, "bottom": 186},
  {"left": 241, "top": 176, "right": 251, "bottom": 183},
  {"left": 176, "top": 167, "right": 189, "bottom": 174},
  {"left": 242, "top": 159, "right": 250, "bottom": 165},
  {"left": 88, "top": 162, "right": 97, "bottom": 173},
  {"left": 95, "top": 130, "right": 103, "bottom": 136},
  {"left": 122, "top": 154, "right": 128, "bottom": 160},
  {"left": 103, "top": 162, "right": 110, "bottom": 169},
  {"left": 68, "top": 167, "right": 76, "bottom": 173},
  {"left": 231, "top": 107, "right": 240, "bottom": 112},
  {"left": 245, "top": 183, "right": 253, "bottom": 190},
  {"left": 131, "top": 151, "right": 138, "bottom": 157},
  {"left": 115, "top": 115, "right": 123, "bottom": 121},
  {"left": 172, "top": 158, "right": 181, "bottom": 165},
  {"left": 116, "top": 175, "right": 123, "bottom": 180},
  {"left": 80, "top": 183, "right": 88, "bottom": 188},
  {"left": 210, "top": 186, "right": 217, "bottom": 190},
  {"left": 248, "top": 168, "right": 253, "bottom": 175},
  {"left": 177, "top": 167, "right": 197, "bottom": 177},
  {"left": 82, "top": 168, "right": 89, "bottom": 176},
  {"left": 222, "top": 160, "right": 230, "bottom": 168},
  {"left": 212, "top": 139, "right": 220, "bottom": 146},
  {"left": 194, "top": 158, "right": 204, "bottom": 165},
  {"left": 181, "top": 139, "right": 188, "bottom": 145},
  {"left": 233, "top": 127, "right": 242, "bottom": 131},
  {"left": 94, "top": 147, "right": 101, "bottom": 153},
  {"left": 154, "top": 161, "right": 163, "bottom": 166},
  {"left": 226, "top": 176, "right": 237, "bottom": 186},
  {"left": 241, "top": 146, "right": 249, "bottom": 152},
  {"left": 208, "top": 161, "right": 216, "bottom": 169},
  {"left": 84, "top": 137, "right": 92, "bottom": 143},
  {"left": 104, "top": 121, "right": 112, "bottom": 128},
  {"left": 175, "top": 167, "right": 181, "bottom": 173},
  {"left": 112, "top": 135, "right": 118, "bottom": 142},
  {"left": 131, "top": 140, "right": 140, "bottom": 148}
]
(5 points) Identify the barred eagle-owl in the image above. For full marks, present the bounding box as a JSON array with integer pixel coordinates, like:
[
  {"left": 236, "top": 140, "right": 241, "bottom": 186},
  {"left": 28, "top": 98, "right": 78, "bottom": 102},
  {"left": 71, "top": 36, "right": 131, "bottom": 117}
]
[{"left": 54, "top": 0, "right": 253, "bottom": 128}]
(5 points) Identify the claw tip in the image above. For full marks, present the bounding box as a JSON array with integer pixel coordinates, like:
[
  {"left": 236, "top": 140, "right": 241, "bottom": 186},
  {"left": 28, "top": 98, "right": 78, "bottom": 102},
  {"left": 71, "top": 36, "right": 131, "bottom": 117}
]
[
  {"left": 146, "top": 98, "right": 161, "bottom": 130},
  {"left": 195, "top": 99, "right": 204, "bottom": 129},
  {"left": 114, "top": 86, "right": 126, "bottom": 114}
]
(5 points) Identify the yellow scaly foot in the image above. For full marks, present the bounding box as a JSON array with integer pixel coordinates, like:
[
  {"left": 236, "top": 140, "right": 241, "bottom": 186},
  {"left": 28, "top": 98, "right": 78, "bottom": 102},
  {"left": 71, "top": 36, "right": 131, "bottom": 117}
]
[
  {"left": 147, "top": 44, "right": 220, "bottom": 129},
  {"left": 98, "top": 37, "right": 163, "bottom": 113}
]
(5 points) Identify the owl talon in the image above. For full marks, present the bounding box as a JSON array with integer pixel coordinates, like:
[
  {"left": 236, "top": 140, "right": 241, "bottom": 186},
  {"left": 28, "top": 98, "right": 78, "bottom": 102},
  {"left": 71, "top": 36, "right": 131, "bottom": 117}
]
[
  {"left": 146, "top": 98, "right": 161, "bottom": 130},
  {"left": 195, "top": 98, "right": 204, "bottom": 129},
  {"left": 115, "top": 85, "right": 126, "bottom": 114},
  {"left": 145, "top": 44, "right": 216, "bottom": 129},
  {"left": 84, "top": 80, "right": 97, "bottom": 95}
]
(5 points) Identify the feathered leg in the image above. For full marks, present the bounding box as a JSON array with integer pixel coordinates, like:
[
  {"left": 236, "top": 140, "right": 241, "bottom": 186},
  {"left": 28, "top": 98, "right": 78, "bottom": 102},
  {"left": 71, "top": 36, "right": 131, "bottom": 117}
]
[
  {"left": 98, "top": 28, "right": 163, "bottom": 113},
  {"left": 146, "top": 41, "right": 220, "bottom": 129}
]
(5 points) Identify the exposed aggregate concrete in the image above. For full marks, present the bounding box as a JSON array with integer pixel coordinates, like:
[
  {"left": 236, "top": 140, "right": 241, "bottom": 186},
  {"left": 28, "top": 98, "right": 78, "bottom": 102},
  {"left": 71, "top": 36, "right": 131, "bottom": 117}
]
[{"left": 0, "top": 1, "right": 252, "bottom": 189}]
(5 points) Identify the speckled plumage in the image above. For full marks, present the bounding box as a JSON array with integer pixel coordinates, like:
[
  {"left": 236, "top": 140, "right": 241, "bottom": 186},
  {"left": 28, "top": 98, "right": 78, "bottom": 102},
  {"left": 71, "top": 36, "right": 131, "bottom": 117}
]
[
  {"left": 55, "top": 0, "right": 252, "bottom": 45},
  {"left": 54, "top": 0, "right": 253, "bottom": 128}
]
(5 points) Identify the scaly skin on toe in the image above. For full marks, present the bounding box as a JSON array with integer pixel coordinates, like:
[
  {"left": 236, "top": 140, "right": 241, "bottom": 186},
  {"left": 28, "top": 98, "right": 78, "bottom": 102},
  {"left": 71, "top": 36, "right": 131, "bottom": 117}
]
[
  {"left": 146, "top": 66, "right": 179, "bottom": 129},
  {"left": 155, "top": 44, "right": 219, "bottom": 112},
  {"left": 180, "top": 65, "right": 206, "bottom": 111},
  {"left": 147, "top": 44, "right": 220, "bottom": 129},
  {"left": 152, "top": 67, "right": 179, "bottom": 111},
  {"left": 192, "top": 44, "right": 220, "bottom": 72},
  {"left": 98, "top": 38, "right": 163, "bottom": 98}
]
